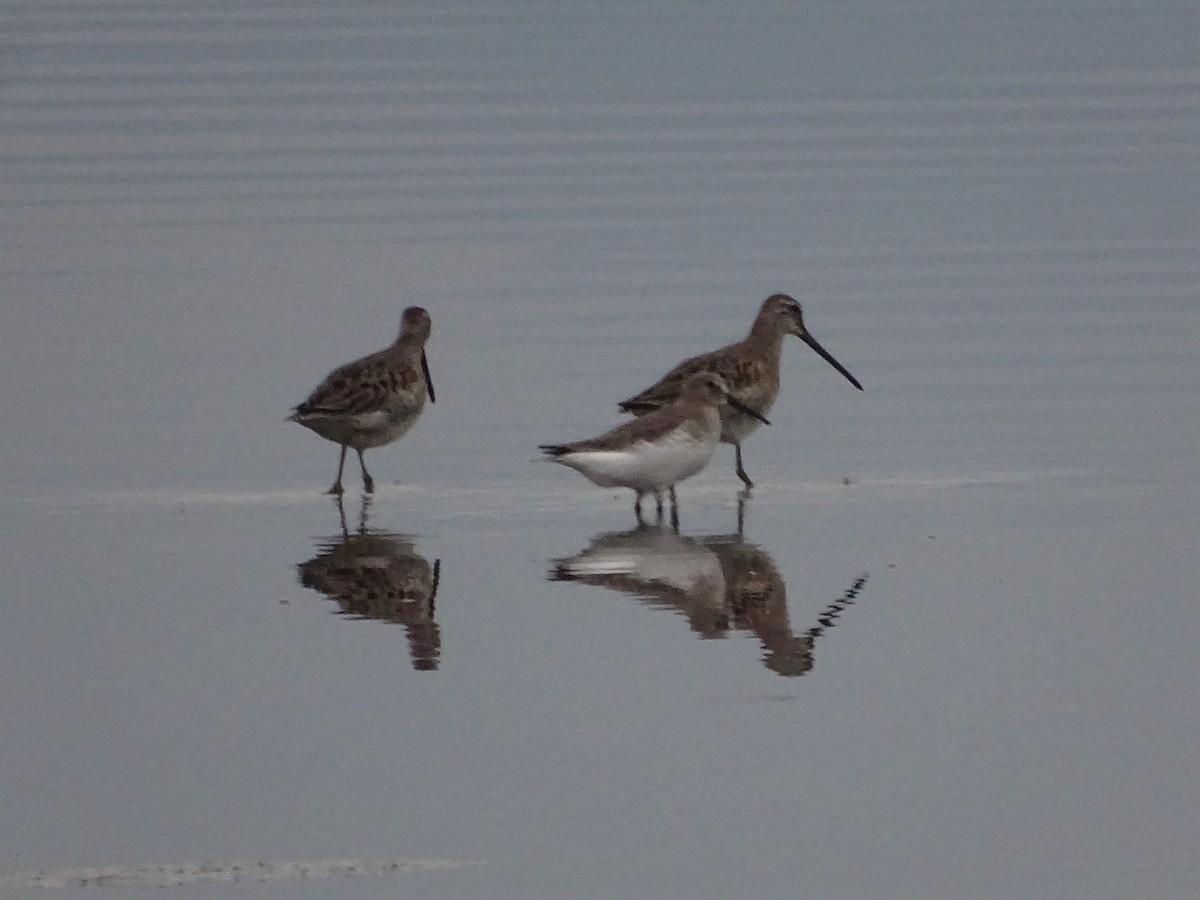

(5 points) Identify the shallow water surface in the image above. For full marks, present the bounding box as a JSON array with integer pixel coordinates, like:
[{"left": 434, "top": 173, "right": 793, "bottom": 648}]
[{"left": 3, "top": 1, "right": 1199, "bottom": 898}]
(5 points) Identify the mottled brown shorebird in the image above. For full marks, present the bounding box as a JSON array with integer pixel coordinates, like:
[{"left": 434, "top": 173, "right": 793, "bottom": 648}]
[
  {"left": 541, "top": 372, "right": 769, "bottom": 520},
  {"left": 618, "top": 294, "right": 861, "bottom": 489},
  {"left": 289, "top": 306, "right": 435, "bottom": 494}
]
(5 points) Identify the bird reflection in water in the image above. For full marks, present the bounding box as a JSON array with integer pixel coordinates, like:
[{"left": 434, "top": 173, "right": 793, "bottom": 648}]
[
  {"left": 701, "top": 534, "right": 866, "bottom": 676},
  {"left": 551, "top": 524, "right": 730, "bottom": 636},
  {"left": 550, "top": 524, "right": 866, "bottom": 677},
  {"left": 297, "top": 494, "right": 442, "bottom": 671}
]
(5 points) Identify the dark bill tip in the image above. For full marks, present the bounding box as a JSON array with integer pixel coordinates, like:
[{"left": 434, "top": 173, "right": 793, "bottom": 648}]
[
  {"left": 726, "top": 395, "right": 771, "bottom": 426},
  {"left": 801, "top": 333, "right": 863, "bottom": 391},
  {"left": 421, "top": 350, "right": 436, "bottom": 403}
]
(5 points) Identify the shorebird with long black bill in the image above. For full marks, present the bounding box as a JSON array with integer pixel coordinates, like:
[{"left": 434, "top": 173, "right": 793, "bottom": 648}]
[
  {"left": 618, "top": 294, "right": 861, "bottom": 490},
  {"left": 289, "top": 306, "right": 435, "bottom": 495}
]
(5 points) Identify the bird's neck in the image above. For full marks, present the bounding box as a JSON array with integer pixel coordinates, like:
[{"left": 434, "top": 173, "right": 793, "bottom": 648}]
[{"left": 745, "top": 319, "right": 786, "bottom": 358}]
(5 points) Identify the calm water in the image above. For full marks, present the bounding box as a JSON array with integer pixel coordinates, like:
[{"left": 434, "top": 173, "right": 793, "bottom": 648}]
[{"left": 3, "top": 1, "right": 1199, "bottom": 898}]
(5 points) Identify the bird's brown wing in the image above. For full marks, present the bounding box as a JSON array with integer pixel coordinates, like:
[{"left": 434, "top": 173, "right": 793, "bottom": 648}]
[
  {"left": 295, "top": 350, "right": 416, "bottom": 418},
  {"left": 548, "top": 402, "right": 694, "bottom": 454},
  {"left": 617, "top": 342, "right": 749, "bottom": 415}
]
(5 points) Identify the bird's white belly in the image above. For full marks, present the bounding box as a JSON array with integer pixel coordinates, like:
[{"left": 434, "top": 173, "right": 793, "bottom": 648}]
[
  {"left": 350, "top": 409, "right": 418, "bottom": 449},
  {"left": 561, "top": 428, "right": 717, "bottom": 492}
]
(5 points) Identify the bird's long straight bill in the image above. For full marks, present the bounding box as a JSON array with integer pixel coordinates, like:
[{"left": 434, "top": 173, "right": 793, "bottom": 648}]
[
  {"left": 421, "top": 350, "right": 436, "bottom": 403},
  {"left": 801, "top": 333, "right": 863, "bottom": 391},
  {"left": 726, "top": 395, "right": 771, "bottom": 425}
]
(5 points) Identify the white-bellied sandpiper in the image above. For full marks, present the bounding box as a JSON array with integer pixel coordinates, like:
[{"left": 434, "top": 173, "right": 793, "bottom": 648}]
[{"left": 540, "top": 372, "right": 769, "bottom": 519}]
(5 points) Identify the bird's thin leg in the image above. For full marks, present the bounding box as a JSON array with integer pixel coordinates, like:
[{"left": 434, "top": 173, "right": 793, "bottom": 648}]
[
  {"left": 669, "top": 485, "right": 678, "bottom": 507},
  {"left": 357, "top": 492, "right": 372, "bottom": 532},
  {"left": 327, "top": 444, "right": 349, "bottom": 495},
  {"left": 736, "top": 489, "right": 749, "bottom": 536},
  {"left": 735, "top": 443, "right": 755, "bottom": 489},
  {"left": 655, "top": 491, "right": 664, "bottom": 520},
  {"left": 334, "top": 492, "right": 349, "bottom": 537},
  {"left": 635, "top": 492, "right": 645, "bottom": 523},
  {"left": 356, "top": 449, "right": 374, "bottom": 493},
  {"left": 669, "top": 499, "right": 680, "bottom": 533}
]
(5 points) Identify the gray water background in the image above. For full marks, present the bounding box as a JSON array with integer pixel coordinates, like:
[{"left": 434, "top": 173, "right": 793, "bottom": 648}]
[{"left": 2, "top": 2, "right": 1198, "bottom": 898}]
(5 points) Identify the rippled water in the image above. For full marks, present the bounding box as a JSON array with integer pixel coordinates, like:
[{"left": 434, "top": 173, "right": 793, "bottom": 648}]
[{"left": 3, "top": 2, "right": 1198, "bottom": 898}]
